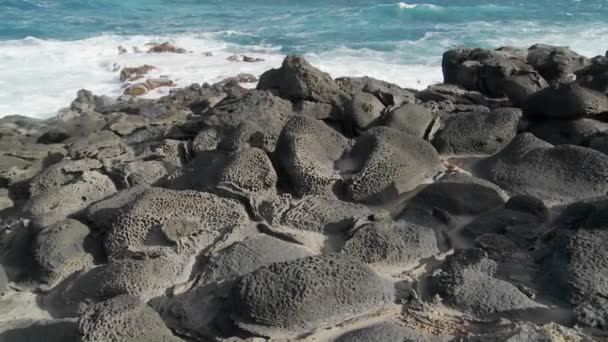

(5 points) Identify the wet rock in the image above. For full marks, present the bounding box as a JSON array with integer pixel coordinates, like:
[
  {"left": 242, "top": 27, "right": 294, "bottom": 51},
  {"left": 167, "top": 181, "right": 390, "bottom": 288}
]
[
  {"left": 524, "top": 82, "right": 608, "bottom": 120},
  {"left": 342, "top": 216, "right": 439, "bottom": 266},
  {"left": 384, "top": 103, "right": 434, "bottom": 138},
  {"left": 231, "top": 254, "right": 390, "bottom": 337},
  {"left": 124, "top": 78, "right": 175, "bottom": 96},
  {"left": 527, "top": 44, "right": 591, "bottom": 84},
  {"left": 69, "top": 89, "right": 96, "bottom": 113},
  {"left": 200, "top": 234, "right": 313, "bottom": 284},
  {"left": 147, "top": 42, "right": 186, "bottom": 54},
  {"left": 218, "top": 73, "right": 258, "bottom": 84},
  {"left": 227, "top": 55, "right": 265, "bottom": 62},
  {"left": 576, "top": 55, "right": 608, "bottom": 95},
  {"left": 78, "top": 295, "right": 181, "bottom": 342},
  {"left": 344, "top": 127, "right": 444, "bottom": 204},
  {"left": 336, "top": 322, "right": 451, "bottom": 342},
  {"left": 275, "top": 116, "right": 350, "bottom": 196},
  {"left": 336, "top": 76, "right": 417, "bottom": 106},
  {"left": 33, "top": 219, "right": 94, "bottom": 286},
  {"left": 120, "top": 65, "right": 156, "bottom": 82},
  {"left": 257, "top": 55, "right": 348, "bottom": 108},
  {"left": 476, "top": 133, "right": 608, "bottom": 204},
  {"left": 408, "top": 173, "right": 506, "bottom": 217},
  {"left": 105, "top": 188, "right": 248, "bottom": 257},
  {"left": 432, "top": 108, "right": 521, "bottom": 155},
  {"left": 346, "top": 91, "right": 385, "bottom": 130},
  {"left": 434, "top": 249, "right": 541, "bottom": 315}
]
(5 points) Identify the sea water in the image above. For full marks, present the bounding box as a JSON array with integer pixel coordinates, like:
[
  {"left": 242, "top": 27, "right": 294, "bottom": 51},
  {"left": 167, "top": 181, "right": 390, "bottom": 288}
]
[{"left": 0, "top": 0, "right": 606, "bottom": 118}]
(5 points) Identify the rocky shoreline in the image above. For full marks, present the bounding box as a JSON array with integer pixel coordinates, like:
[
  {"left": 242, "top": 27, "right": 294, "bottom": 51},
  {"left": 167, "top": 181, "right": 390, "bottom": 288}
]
[{"left": 1, "top": 43, "right": 608, "bottom": 341}]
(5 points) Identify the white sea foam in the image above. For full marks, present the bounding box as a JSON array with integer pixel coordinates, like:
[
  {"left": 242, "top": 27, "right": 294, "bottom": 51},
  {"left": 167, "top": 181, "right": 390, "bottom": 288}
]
[
  {"left": 397, "top": 2, "right": 439, "bottom": 10},
  {"left": 0, "top": 33, "right": 442, "bottom": 119}
]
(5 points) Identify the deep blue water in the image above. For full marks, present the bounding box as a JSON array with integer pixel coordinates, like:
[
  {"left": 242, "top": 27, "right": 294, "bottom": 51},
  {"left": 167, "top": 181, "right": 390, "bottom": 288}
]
[{"left": 2, "top": 0, "right": 607, "bottom": 55}]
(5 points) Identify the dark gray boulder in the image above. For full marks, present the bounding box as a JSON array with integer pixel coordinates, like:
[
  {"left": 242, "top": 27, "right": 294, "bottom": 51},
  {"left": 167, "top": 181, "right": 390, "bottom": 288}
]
[
  {"left": 408, "top": 173, "right": 506, "bottom": 217},
  {"left": 342, "top": 216, "right": 439, "bottom": 266},
  {"left": 202, "top": 90, "right": 294, "bottom": 152},
  {"left": 336, "top": 76, "right": 417, "bottom": 106},
  {"left": 346, "top": 91, "right": 385, "bottom": 130},
  {"left": 23, "top": 171, "right": 117, "bottom": 227},
  {"left": 432, "top": 108, "right": 521, "bottom": 155},
  {"left": 524, "top": 82, "right": 608, "bottom": 120},
  {"left": 257, "top": 55, "right": 349, "bottom": 109},
  {"left": 502, "top": 71, "right": 549, "bottom": 107},
  {"left": 105, "top": 188, "right": 248, "bottom": 257},
  {"left": 526, "top": 118, "right": 608, "bottom": 146},
  {"left": 434, "top": 249, "right": 541, "bottom": 316},
  {"left": 540, "top": 228, "right": 608, "bottom": 305},
  {"left": 78, "top": 295, "right": 182, "bottom": 342},
  {"left": 232, "top": 254, "right": 390, "bottom": 337},
  {"left": 576, "top": 55, "right": 608, "bottom": 95},
  {"left": 475, "top": 133, "right": 608, "bottom": 204},
  {"left": 464, "top": 195, "right": 548, "bottom": 238},
  {"left": 259, "top": 195, "right": 373, "bottom": 233},
  {"left": 200, "top": 234, "right": 313, "bottom": 284},
  {"left": 33, "top": 219, "right": 94, "bottom": 286},
  {"left": 527, "top": 44, "right": 591, "bottom": 84},
  {"left": 384, "top": 103, "right": 434, "bottom": 138},
  {"left": 344, "top": 127, "right": 444, "bottom": 204},
  {"left": 275, "top": 116, "right": 350, "bottom": 197},
  {"left": 216, "top": 147, "right": 277, "bottom": 196}
]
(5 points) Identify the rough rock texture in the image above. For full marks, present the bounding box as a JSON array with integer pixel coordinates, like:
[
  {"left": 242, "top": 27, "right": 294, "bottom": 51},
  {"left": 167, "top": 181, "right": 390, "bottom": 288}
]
[
  {"left": 336, "top": 76, "right": 417, "bottom": 106},
  {"left": 524, "top": 82, "right": 608, "bottom": 120},
  {"left": 342, "top": 216, "right": 439, "bottom": 266},
  {"left": 384, "top": 103, "right": 434, "bottom": 138},
  {"left": 202, "top": 90, "right": 294, "bottom": 152},
  {"left": 24, "top": 171, "right": 117, "bottom": 226},
  {"left": 257, "top": 55, "right": 349, "bottom": 109},
  {"left": 217, "top": 147, "right": 277, "bottom": 196},
  {"left": 345, "top": 127, "right": 444, "bottom": 204},
  {"left": 275, "top": 116, "right": 350, "bottom": 196},
  {"left": 576, "top": 55, "right": 608, "bottom": 95},
  {"left": 53, "top": 252, "right": 191, "bottom": 313},
  {"left": 432, "top": 108, "right": 521, "bottom": 155},
  {"left": 78, "top": 295, "right": 181, "bottom": 342},
  {"left": 0, "top": 319, "right": 80, "bottom": 342},
  {"left": 434, "top": 249, "right": 541, "bottom": 315},
  {"left": 476, "top": 133, "right": 608, "bottom": 204},
  {"left": 408, "top": 173, "right": 506, "bottom": 217},
  {"left": 106, "top": 188, "right": 248, "bottom": 257},
  {"left": 0, "top": 264, "right": 8, "bottom": 293},
  {"left": 33, "top": 219, "right": 94, "bottom": 286},
  {"left": 232, "top": 254, "right": 389, "bottom": 337},
  {"left": 346, "top": 91, "right": 386, "bottom": 130},
  {"left": 527, "top": 44, "right": 591, "bottom": 84},
  {"left": 526, "top": 118, "right": 608, "bottom": 146},
  {"left": 200, "top": 234, "right": 313, "bottom": 284}
]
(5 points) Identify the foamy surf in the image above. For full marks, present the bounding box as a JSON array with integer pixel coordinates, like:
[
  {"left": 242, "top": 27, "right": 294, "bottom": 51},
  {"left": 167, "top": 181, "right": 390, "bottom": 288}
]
[{"left": 0, "top": 34, "right": 443, "bottom": 119}]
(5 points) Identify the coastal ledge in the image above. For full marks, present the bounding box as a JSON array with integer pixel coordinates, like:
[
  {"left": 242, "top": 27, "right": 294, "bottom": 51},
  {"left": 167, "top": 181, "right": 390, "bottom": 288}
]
[{"left": 1, "top": 43, "right": 608, "bottom": 341}]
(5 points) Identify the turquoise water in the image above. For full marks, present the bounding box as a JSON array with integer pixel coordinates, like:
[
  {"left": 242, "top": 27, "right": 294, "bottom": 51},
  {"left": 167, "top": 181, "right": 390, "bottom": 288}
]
[{"left": 1, "top": 0, "right": 607, "bottom": 117}]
